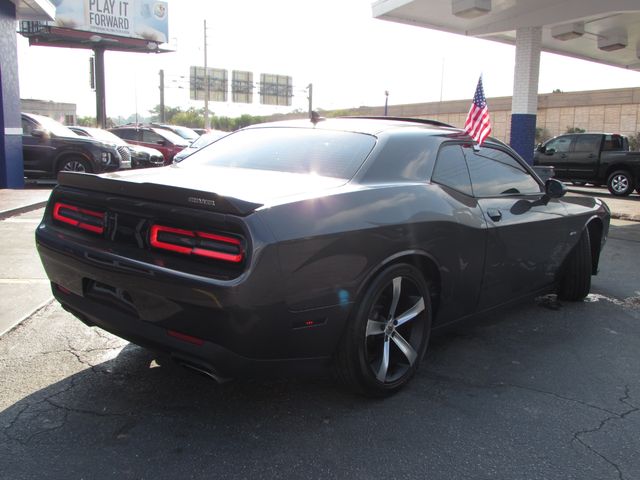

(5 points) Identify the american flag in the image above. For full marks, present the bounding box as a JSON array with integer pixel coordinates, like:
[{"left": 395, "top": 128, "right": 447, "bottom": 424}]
[{"left": 464, "top": 76, "right": 492, "bottom": 146}]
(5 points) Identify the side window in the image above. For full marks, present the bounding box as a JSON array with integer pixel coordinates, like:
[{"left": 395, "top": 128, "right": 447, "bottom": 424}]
[
  {"left": 545, "top": 135, "right": 572, "bottom": 153},
  {"left": 603, "top": 134, "right": 623, "bottom": 151},
  {"left": 431, "top": 144, "right": 472, "bottom": 196},
  {"left": 362, "top": 132, "right": 434, "bottom": 182},
  {"left": 573, "top": 135, "right": 601, "bottom": 153},
  {"left": 465, "top": 146, "right": 541, "bottom": 197},
  {"left": 113, "top": 129, "right": 137, "bottom": 141},
  {"left": 21, "top": 118, "right": 34, "bottom": 136},
  {"left": 143, "top": 130, "right": 164, "bottom": 144}
]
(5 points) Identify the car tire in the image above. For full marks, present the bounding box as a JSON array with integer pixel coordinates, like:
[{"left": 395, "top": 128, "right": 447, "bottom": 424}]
[
  {"left": 334, "top": 263, "right": 432, "bottom": 397},
  {"left": 557, "top": 230, "right": 591, "bottom": 301},
  {"left": 57, "top": 156, "right": 92, "bottom": 174},
  {"left": 606, "top": 170, "right": 634, "bottom": 196}
]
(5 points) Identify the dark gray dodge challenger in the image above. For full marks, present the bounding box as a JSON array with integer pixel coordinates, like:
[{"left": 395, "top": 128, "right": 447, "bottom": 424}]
[{"left": 35, "top": 117, "right": 610, "bottom": 396}]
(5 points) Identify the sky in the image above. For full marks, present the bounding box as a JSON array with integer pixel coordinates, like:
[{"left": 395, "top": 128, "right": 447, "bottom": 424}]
[{"left": 16, "top": 0, "right": 640, "bottom": 120}]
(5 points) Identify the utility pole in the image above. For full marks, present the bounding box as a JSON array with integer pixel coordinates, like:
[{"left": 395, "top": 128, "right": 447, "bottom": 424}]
[
  {"left": 384, "top": 90, "right": 389, "bottom": 116},
  {"left": 203, "top": 19, "right": 211, "bottom": 130},
  {"left": 159, "top": 69, "right": 165, "bottom": 123},
  {"left": 94, "top": 47, "right": 107, "bottom": 128},
  {"left": 307, "top": 83, "right": 313, "bottom": 118}
]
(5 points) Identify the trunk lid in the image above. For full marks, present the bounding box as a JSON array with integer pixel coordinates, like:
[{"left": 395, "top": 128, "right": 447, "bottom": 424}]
[{"left": 59, "top": 165, "right": 347, "bottom": 216}]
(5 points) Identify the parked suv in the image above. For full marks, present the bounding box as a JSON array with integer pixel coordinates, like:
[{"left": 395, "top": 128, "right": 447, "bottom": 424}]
[
  {"left": 69, "top": 126, "right": 164, "bottom": 169},
  {"left": 109, "top": 125, "right": 189, "bottom": 164},
  {"left": 21, "top": 113, "right": 122, "bottom": 178}
]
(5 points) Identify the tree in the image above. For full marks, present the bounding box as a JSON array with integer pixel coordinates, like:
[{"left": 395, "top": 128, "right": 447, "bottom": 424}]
[
  {"left": 76, "top": 116, "right": 96, "bottom": 127},
  {"left": 535, "top": 127, "right": 550, "bottom": 143},
  {"left": 149, "top": 104, "right": 182, "bottom": 123},
  {"left": 172, "top": 108, "right": 205, "bottom": 128},
  {"left": 565, "top": 126, "right": 585, "bottom": 134}
]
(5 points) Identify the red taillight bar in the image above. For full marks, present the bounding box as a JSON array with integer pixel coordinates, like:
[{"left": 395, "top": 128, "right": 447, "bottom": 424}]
[
  {"left": 149, "top": 224, "right": 244, "bottom": 263},
  {"left": 167, "top": 329, "right": 205, "bottom": 346},
  {"left": 53, "top": 202, "right": 105, "bottom": 234}
]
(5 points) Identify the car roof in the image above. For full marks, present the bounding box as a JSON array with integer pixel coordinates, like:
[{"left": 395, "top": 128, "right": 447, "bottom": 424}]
[
  {"left": 246, "top": 116, "right": 463, "bottom": 136},
  {"left": 243, "top": 117, "right": 514, "bottom": 152}
]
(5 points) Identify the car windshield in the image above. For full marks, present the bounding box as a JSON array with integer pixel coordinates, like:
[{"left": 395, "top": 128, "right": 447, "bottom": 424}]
[
  {"left": 153, "top": 128, "right": 190, "bottom": 146},
  {"left": 190, "top": 130, "right": 227, "bottom": 148},
  {"left": 180, "top": 127, "right": 376, "bottom": 179},
  {"left": 30, "top": 114, "right": 78, "bottom": 138},
  {"left": 168, "top": 126, "right": 199, "bottom": 141},
  {"left": 81, "top": 127, "right": 126, "bottom": 145}
]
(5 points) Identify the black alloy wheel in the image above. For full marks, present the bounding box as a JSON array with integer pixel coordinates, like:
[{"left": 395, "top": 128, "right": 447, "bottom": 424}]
[
  {"left": 58, "top": 157, "right": 92, "bottom": 174},
  {"left": 335, "top": 263, "right": 432, "bottom": 396}
]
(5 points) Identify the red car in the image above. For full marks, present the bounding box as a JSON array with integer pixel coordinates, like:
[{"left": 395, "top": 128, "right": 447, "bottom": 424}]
[{"left": 109, "top": 125, "right": 189, "bottom": 164}]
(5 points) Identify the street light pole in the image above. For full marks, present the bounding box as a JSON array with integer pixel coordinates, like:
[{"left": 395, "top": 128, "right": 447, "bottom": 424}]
[
  {"left": 203, "top": 20, "right": 211, "bottom": 130},
  {"left": 159, "top": 69, "right": 165, "bottom": 123}
]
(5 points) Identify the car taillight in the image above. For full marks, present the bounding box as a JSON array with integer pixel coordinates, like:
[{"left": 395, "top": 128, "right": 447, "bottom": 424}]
[
  {"left": 149, "top": 224, "right": 244, "bottom": 263},
  {"left": 53, "top": 202, "right": 105, "bottom": 234}
]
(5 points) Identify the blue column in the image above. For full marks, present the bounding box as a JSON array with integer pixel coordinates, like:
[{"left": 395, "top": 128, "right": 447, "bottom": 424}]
[
  {"left": 510, "top": 27, "right": 542, "bottom": 165},
  {"left": 511, "top": 113, "right": 537, "bottom": 164},
  {"left": 0, "top": 0, "right": 25, "bottom": 188}
]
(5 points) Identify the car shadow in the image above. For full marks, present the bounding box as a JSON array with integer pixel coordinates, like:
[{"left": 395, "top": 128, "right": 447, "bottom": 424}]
[{"left": 2, "top": 282, "right": 638, "bottom": 478}]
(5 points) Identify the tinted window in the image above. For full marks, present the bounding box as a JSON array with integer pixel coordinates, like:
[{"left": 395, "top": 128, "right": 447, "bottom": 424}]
[
  {"left": 465, "top": 146, "right": 541, "bottom": 197},
  {"left": 574, "top": 134, "right": 600, "bottom": 152},
  {"left": 182, "top": 127, "right": 376, "bottom": 179},
  {"left": 545, "top": 135, "right": 572, "bottom": 153},
  {"left": 432, "top": 144, "right": 472, "bottom": 195},
  {"left": 363, "top": 132, "right": 434, "bottom": 182},
  {"left": 142, "top": 130, "right": 165, "bottom": 144},
  {"left": 22, "top": 117, "right": 34, "bottom": 136},
  {"left": 603, "top": 134, "right": 624, "bottom": 151},
  {"left": 113, "top": 129, "right": 138, "bottom": 141}
]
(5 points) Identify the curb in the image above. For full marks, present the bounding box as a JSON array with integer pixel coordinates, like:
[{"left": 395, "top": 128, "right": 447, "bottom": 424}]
[
  {"left": 610, "top": 213, "right": 640, "bottom": 222},
  {"left": 0, "top": 297, "right": 54, "bottom": 338},
  {"left": 0, "top": 201, "right": 48, "bottom": 221}
]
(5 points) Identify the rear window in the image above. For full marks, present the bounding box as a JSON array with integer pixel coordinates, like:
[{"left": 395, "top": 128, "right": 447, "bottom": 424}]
[{"left": 180, "top": 127, "right": 376, "bottom": 179}]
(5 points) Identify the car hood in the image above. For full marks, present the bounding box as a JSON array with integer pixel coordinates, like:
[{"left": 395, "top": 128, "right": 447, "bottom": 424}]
[
  {"left": 54, "top": 134, "right": 118, "bottom": 151},
  {"left": 57, "top": 166, "right": 349, "bottom": 216},
  {"left": 128, "top": 144, "right": 163, "bottom": 156}
]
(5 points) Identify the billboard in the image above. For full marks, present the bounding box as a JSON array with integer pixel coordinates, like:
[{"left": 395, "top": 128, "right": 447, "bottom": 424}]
[
  {"left": 48, "top": 0, "right": 168, "bottom": 43},
  {"left": 190, "top": 67, "right": 228, "bottom": 102},
  {"left": 260, "top": 74, "right": 292, "bottom": 106},
  {"left": 232, "top": 70, "right": 254, "bottom": 104}
]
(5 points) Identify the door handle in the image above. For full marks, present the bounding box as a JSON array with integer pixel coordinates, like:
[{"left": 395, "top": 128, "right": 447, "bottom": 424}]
[
  {"left": 560, "top": 153, "right": 567, "bottom": 158},
  {"left": 487, "top": 208, "right": 502, "bottom": 221}
]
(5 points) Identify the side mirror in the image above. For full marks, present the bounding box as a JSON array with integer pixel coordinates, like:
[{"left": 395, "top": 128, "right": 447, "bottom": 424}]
[
  {"left": 536, "top": 143, "right": 544, "bottom": 152},
  {"left": 545, "top": 178, "right": 566, "bottom": 198},
  {"left": 156, "top": 139, "right": 167, "bottom": 146}
]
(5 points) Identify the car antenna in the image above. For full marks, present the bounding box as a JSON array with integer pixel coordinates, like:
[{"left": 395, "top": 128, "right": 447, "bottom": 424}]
[{"left": 310, "top": 111, "right": 325, "bottom": 126}]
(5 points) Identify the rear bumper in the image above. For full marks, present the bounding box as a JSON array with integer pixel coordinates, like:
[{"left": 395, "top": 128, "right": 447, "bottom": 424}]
[
  {"left": 54, "top": 285, "right": 330, "bottom": 379},
  {"left": 36, "top": 227, "right": 349, "bottom": 377}
]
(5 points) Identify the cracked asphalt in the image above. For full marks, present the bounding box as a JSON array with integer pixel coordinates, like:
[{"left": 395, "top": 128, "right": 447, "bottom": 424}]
[{"left": 0, "top": 212, "right": 639, "bottom": 480}]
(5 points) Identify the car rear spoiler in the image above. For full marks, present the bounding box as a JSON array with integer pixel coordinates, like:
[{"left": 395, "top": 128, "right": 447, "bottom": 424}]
[{"left": 57, "top": 172, "right": 264, "bottom": 216}]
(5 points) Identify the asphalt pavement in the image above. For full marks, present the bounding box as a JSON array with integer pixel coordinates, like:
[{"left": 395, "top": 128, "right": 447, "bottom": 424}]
[{"left": 0, "top": 184, "right": 638, "bottom": 479}]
